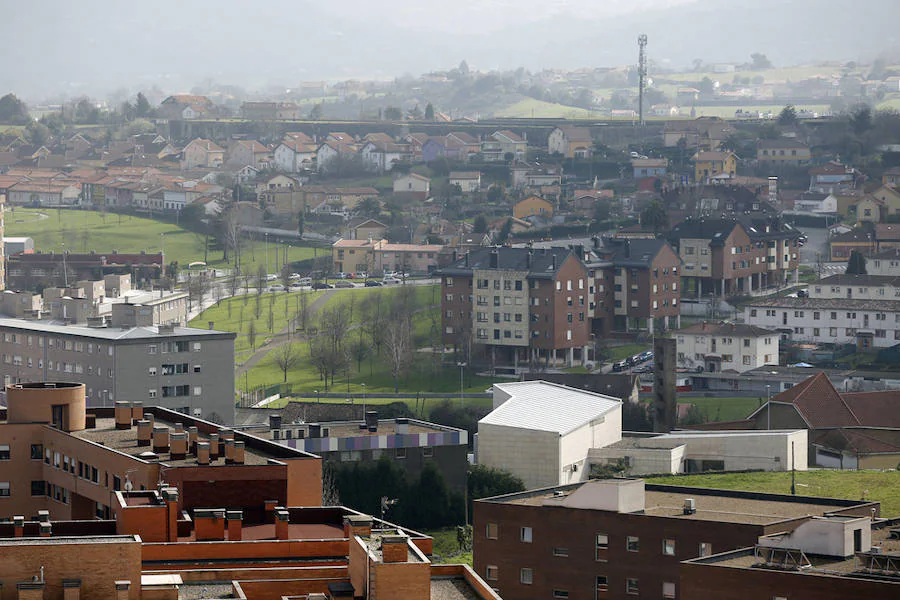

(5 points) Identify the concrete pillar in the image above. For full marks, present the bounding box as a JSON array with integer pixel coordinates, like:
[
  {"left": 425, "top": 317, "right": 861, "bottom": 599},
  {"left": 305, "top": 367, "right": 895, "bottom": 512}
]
[
  {"left": 582, "top": 345, "right": 589, "bottom": 367},
  {"left": 566, "top": 347, "right": 574, "bottom": 367},
  {"left": 677, "top": 314, "right": 682, "bottom": 328},
  {"left": 793, "top": 268, "right": 799, "bottom": 285},
  {"left": 648, "top": 318, "right": 655, "bottom": 334},
  {"left": 747, "top": 276, "right": 752, "bottom": 294}
]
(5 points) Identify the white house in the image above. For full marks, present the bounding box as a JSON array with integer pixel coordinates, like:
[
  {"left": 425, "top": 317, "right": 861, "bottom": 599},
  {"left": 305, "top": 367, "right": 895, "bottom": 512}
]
[
  {"left": 794, "top": 193, "right": 838, "bottom": 214},
  {"left": 675, "top": 322, "right": 779, "bottom": 373},
  {"left": 869, "top": 249, "right": 900, "bottom": 276},
  {"left": 274, "top": 140, "right": 317, "bottom": 173},
  {"left": 360, "top": 141, "right": 409, "bottom": 173},
  {"left": 807, "top": 274, "right": 900, "bottom": 300},
  {"left": 547, "top": 126, "right": 593, "bottom": 158},
  {"left": 448, "top": 171, "right": 482, "bottom": 193},
  {"left": 477, "top": 381, "right": 622, "bottom": 490},
  {"left": 392, "top": 173, "right": 431, "bottom": 198}
]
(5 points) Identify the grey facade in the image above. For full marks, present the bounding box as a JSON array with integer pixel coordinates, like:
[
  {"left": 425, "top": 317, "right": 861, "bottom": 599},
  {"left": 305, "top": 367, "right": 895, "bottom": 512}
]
[{"left": 0, "top": 319, "right": 236, "bottom": 424}]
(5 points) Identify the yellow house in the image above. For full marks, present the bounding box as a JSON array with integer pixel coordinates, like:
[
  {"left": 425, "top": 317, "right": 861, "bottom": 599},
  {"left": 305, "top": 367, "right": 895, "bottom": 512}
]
[
  {"left": 871, "top": 185, "right": 900, "bottom": 217},
  {"left": 692, "top": 151, "right": 737, "bottom": 183},
  {"left": 854, "top": 195, "right": 885, "bottom": 224},
  {"left": 513, "top": 195, "right": 554, "bottom": 220}
]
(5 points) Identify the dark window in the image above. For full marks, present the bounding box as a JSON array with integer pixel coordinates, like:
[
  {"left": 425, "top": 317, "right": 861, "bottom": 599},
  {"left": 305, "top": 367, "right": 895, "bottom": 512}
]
[
  {"left": 31, "top": 481, "right": 46, "bottom": 496},
  {"left": 31, "top": 444, "right": 43, "bottom": 460},
  {"left": 0, "top": 445, "right": 9, "bottom": 460}
]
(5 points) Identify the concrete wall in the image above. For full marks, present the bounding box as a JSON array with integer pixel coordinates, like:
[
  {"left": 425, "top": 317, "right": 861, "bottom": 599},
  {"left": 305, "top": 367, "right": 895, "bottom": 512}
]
[
  {"left": 559, "top": 405, "right": 622, "bottom": 484},
  {"left": 589, "top": 445, "right": 687, "bottom": 476},
  {"left": 644, "top": 430, "right": 808, "bottom": 472},
  {"left": 476, "top": 423, "right": 559, "bottom": 490}
]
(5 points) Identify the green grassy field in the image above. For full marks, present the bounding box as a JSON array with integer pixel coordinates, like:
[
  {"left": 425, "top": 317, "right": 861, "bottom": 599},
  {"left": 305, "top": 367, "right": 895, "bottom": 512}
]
[
  {"left": 4, "top": 207, "right": 317, "bottom": 275},
  {"left": 609, "top": 344, "right": 651, "bottom": 361},
  {"left": 676, "top": 396, "right": 761, "bottom": 422},
  {"left": 498, "top": 98, "right": 597, "bottom": 119},
  {"left": 647, "top": 470, "right": 900, "bottom": 517}
]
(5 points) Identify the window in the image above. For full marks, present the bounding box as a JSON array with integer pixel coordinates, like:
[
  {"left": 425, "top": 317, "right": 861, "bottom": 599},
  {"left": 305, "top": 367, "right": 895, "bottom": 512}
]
[
  {"left": 520, "top": 526, "right": 533, "bottom": 543},
  {"left": 553, "top": 547, "right": 569, "bottom": 557},
  {"left": 31, "top": 480, "right": 46, "bottom": 496},
  {"left": 0, "top": 482, "right": 10, "bottom": 497},
  {"left": 519, "top": 568, "right": 533, "bottom": 585},
  {"left": 663, "top": 538, "right": 676, "bottom": 555},
  {"left": 422, "top": 446, "right": 434, "bottom": 458},
  {"left": 626, "top": 578, "right": 639, "bottom": 595},
  {"left": 31, "top": 444, "right": 43, "bottom": 460},
  {"left": 596, "top": 576, "right": 608, "bottom": 592},
  {"left": 485, "top": 565, "right": 498, "bottom": 581},
  {"left": 486, "top": 523, "right": 499, "bottom": 539},
  {"left": 626, "top": 536, "right": 639, "bottom": 552},
  {"left": 148, "top": 367, "right": 157, "bottom": 376},
  {"left": 553, "top": 591, "right": 569, "bottom": 599},
  {"left": 395, "top": 448, "right": 407, "bottom": 459},
  {"left": 663, "top": 582, "right": 676, "bottom": 599},
  {"left": 0, "top": 445, "right": 9, "bottom": 460},
  {"left": 699, "top": 542, "right": 712, "bottom": 557}
]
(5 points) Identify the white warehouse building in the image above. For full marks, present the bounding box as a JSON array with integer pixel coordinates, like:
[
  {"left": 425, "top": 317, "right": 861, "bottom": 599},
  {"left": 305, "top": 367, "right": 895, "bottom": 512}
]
[{"left": 476, "top": 381, "right": 622, "bottom": 490}]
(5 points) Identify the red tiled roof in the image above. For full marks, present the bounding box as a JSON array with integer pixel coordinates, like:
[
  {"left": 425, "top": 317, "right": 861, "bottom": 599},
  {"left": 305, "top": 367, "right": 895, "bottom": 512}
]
[
  {"left": 810, "top": 428, "right": 900, "bottom": 454},
  {"left": 841, "top": 390, "right": 900, "bottom": 428},
  {"left": 769, "top": 371, "right": 860, "bottom": 427}
]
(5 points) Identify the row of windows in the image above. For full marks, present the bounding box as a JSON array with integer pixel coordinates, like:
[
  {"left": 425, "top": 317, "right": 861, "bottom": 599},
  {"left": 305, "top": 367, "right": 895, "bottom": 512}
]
[
  {"left": 752, "top": 309, "right": 896, "bottom": 322},
  {"left": 1, "top": 334, "right": 115, "bottom": 357},
  {"left": 147, "top": 341, "right": 202, "bottom": 354},
  {"left": 483, "top": 566, "right": 676, "bottom": 600},
  {"left": 678, "top": 336, "right": 772, "bottom": 346},
  {"left": 148, "top": 364, "right": 202, "bottom": 376},
  {"left": 0, "top": 355, "right": 115, "bottom": 377}
]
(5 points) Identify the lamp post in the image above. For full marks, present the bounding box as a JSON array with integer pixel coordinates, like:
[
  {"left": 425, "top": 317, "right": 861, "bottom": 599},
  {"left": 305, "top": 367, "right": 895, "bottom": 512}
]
[
  {"left": 457, "top": 362, "right": 466, "bottom": 408},
  {"left": 362, "top": 383, "right": 367, "bottom": 417},
  {"left": 766, "top": 384, "right": 771, "bottom": 430},
  {"left": 315, "top": 389, "right": 319, "bottom": 404},
  {"left": 265, "top": 233, "right": 270, "bottom": 277}
]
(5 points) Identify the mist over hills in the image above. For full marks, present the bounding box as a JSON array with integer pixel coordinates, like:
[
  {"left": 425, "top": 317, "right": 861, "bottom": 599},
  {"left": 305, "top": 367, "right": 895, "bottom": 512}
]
[{"left": 4, "top": 0, "right": 898, "bottom": 99}]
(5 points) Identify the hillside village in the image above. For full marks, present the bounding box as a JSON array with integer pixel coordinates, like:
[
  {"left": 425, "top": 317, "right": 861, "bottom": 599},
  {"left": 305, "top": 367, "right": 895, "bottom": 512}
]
[{"left": 2, "top": 56, "right": 900, "bottom": 600}]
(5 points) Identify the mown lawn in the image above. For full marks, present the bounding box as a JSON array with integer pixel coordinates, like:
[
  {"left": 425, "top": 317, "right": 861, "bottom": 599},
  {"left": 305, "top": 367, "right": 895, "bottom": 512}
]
[
  {"left": 425, "top": 528, "right": 473, "bottom": 566},
  {"left": 677, "top": 396, "right": 761, "bottom": 422},
  {"left": 608, "top": 344, "right": 651, "bottom": 361},
  {"left": 4, "top": 207, "right": 316, "bottom": 275},
  {"left": 647, "top": 470, "right": 900, "bottom": 517}
]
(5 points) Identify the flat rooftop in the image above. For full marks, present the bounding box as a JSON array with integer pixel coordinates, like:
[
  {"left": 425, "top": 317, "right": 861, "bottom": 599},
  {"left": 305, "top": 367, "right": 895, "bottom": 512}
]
[
  {"left": 694, "top": 526, "right": 900, "bottom": 576},
  {"left": 74, "top": 416, "right": 308, "bottom": 466},
  {"left": 489, "top": 481, "right": 871, "bottom": 526},
  {"left": 0, "top": 535, "right": 138, "bottom": 546},
  {"left": 303, "top": 419, "right": 461, "bottom": 438},
  {"left": 0, "top": 317, "right": 234, "bottom": 340}
]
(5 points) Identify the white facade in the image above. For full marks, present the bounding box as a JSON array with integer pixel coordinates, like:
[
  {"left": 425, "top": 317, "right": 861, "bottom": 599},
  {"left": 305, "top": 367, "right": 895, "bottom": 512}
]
[
  {"left": 794, "top": 194, "right": 838, "bottom": 213},
  {"left": 808, "top": 277, "right": 900, "bottom": 300},
  {"left": 478, "top": 381, "right": 622, "bottom": 490},
  {"left": 316, "top": 143, "right": 339, "bottom": 172},
  {"left": 676, "top": 325, "right": 779, "bottom": 373},
  {"left": 274, "top": 143, "right": 315, "bottom": 173},
  {"left": 449, "top": 173, "right": 481, "bottom": 193},
  {"left": 870, "top": 253, "right": 900, "bottom": 276},
  {"left": 392, "top": 174, "right": 430, "bottom": 195},
  {"left": 547, "top": 127, "right": 568, "bottom": 155},
  {"left": 745, "top": 301, "right": 900, "bottom": 348}
]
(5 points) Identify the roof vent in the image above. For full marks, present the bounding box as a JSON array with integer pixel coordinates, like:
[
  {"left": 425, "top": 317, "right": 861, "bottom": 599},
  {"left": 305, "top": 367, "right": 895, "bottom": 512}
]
[{"left": 683, "top": 498, "right": 696, "bottom": 515}]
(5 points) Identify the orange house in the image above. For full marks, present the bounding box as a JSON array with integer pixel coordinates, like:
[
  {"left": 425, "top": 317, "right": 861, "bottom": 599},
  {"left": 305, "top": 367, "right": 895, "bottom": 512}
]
[{"left": 513, "top": 195, "right": 554, "bottom": 220}]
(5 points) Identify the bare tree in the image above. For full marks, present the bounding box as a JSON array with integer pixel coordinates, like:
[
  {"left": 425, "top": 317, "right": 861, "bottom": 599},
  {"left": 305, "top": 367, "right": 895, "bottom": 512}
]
[
  {"left": 295, "top": 290, "right": 311, "bottom": 331},
  {"left": 348, "top": 331, "right": 370, "bottom": 373},
  {"left": 383, "top": 318, "right": 412, "bottom": 392},
  {"left": 322, "top": 462, "right": 341, "bottom": 506},
  {"left": 218, "top": 206, "right": 243, "bottom": 268},
  {"left": 319, "top": 303, "right": 351, "bottom": 387},
  {"left": 256, "top": 264, "right": 267, "bottom": 295},
  {"left": 187, "top": 275, "right": 211, "bottom": 313},
  {"left": 273, "top": 343, "right": 300, "bottom": 382}
]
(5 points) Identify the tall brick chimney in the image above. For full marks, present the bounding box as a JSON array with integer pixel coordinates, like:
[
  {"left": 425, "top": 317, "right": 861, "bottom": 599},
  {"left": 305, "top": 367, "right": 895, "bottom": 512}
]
[
  {"left": 275, "top": 508, "right": 290, "bottom": 540},
  {"left": 114, "top": 401, "right": 132, "bottom": 430},
  {"left": 137, "top": 420, "right": 152, "bottom": 446},
  {"left": 380, "top": 535, "right": 408, "bottom": 563}
]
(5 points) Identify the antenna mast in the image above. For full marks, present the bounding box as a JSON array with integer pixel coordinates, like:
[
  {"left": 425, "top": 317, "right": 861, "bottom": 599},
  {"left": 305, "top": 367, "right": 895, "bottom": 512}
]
[{"left": 638, "top": 34, "right": 648, "bottom": 126}]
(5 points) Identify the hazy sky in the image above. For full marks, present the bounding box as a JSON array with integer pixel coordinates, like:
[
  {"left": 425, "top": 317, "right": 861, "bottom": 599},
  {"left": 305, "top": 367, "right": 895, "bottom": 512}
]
[{"left": 3, "top": 0, "right": 896, "bottom": 99}]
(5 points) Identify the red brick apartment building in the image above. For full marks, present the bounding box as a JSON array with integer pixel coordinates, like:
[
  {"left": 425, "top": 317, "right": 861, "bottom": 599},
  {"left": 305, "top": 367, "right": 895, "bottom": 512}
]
[
  {"left": 438, "top": 247, "right": 591, "bottom": 368},
  {"left": 474, "top": 478, "right": 878, "bottom": 600},
  {"left": 0, "top": 381, "right": 502, "bottom": 600}
]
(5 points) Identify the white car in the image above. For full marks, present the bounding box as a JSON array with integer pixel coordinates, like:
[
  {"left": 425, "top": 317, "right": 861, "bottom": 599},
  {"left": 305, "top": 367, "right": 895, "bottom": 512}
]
[
  {"left": 268, "top": 284, "right": 285, "bottom": 292},
  {"left": 382, "top": 277, "right": 402, "bottom": 285},
  {"left": 266, "top": 274, "right": 278, "bottom": 282}
]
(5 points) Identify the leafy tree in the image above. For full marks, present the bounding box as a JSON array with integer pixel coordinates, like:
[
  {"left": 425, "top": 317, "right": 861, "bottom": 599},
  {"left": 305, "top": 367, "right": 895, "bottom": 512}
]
[
  {"left": 308, "top": 103, "right": 323, "bottom": 120},
  {"left": 850, "top": 104, "right": 873, "bottom": 136},
  {"left": 750, "top": 53, "right": 773, "bottom": 69},
  {"left": 383, "top": 106, "right": 403, "bottom": 120},
  {"left": 24, "top": 121, "right": 50, "bottom": 145},
  {"left": 593, "top": 198, "right": 612, "bottom": 222},
  {"left": 698, "top": 77, "right": 715, "bottom": 95},
  {"left": 497, "top": 218, "right": 513, "bottom": 243},
  {"left": 640, "top": 200, "right": 668, "bottom": 234},
  {"left": 247, "top": 320, "right": 257, "bottom": 351},
  {"left": 135, "top": 92, "right": 152, "bottom": 118},
  {"left": 778, "top": 104, "right": 798, "bottom": 126},
  {"left": 297, "top": 212, "right": 304, "bottom": 236},
  {"left": 473, "top": 214, "right": 488, "bottom": 233},
  {"left": 458, "top": 59, "right": 470, "bottom": 75},
  {"left": 356, "top": 197, "right": 381, "bottom": 218},
  {"left": 468, "top": 465, "right": 524, "bottom": 511},
  {"left": 680, "top": 403, "right": 706, "bottom": 426},
  {"left": 408, "top": 104, "right": 423, "bottom": 120},
  {"left": 0, "top": 93, "right": 30, "bottom": 124},
  {"left": 622, "top": 402, "right": 653, "bottom": 432},
  {"left": 424, "top": 102, "right": 435, "bottom": 120},
  {"left": 486, "top": 185, "right": 504, "bottom": 203},
  {"left": 846, "top": 250, "right": 867, "bottom": 275}
]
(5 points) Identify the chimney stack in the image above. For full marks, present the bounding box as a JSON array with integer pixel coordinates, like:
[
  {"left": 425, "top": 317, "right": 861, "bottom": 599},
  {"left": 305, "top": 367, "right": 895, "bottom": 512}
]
[
  {"left": 196, "top": 442, "right": 210, "bottom": 465},
  {"left": 489, "top": 249, "right": 499, "bottom": 269},
  {"left": 115, "top": 581, "right": 131, "bottom": 600},
  {"left": 208, "top": 434, "right": 220, "bottom": 460},
  {"left": 275, "top": 508, "right": 290, "bottom": 540},
  {"left": 380, "top": 535, "right": 408, "bottom": 563},
  {"left": 233, "top": 441, "right": 245, "bottom": 465},
  {"left": 40, "top": 522, "right": 52, "bottom": 537},
  {"left": 552, "top": 254, "right": 557, "bottom": 269},
  {"left": 162, "top": 487, "right": 179, "bottom": 542},
  {"left": 114, "top": 401, "right": 132, "bottom": 430},
  {"left": 143, "top": 413, "right": 155, "bottom": 427},
  {"left": 396, "top": 418, "right": 409, "bottom": 435},
  {"left": 194, "top": 509, "right": 226, "bottom": 541},
  {"left": 170, "top": 432, "right": 188, "bottom": 460},
  {"left": 13, "top": 515, "right": 24, "bottom": 537},
  {"left": 152, "top": 425, "right": 170, "bottom": 453},
  {"left": 224, "top": 439, "right": 235, "bottom": 463},
  {"left": 137, "top": 420, "right": 152, "bottom": 446},
  {"left": 364, "top": 410, "right": 379, "bottom": 431},
  {"left": 187, "top": 426, "right": 199, "bottom": 453},
  {"left": 343, "top": 514, "right": 373, "bottom": 537},
  {"left": 130, "top": 401, "right": 143, "bottom": 424},
  {"left": 264, "top": 500, "right": 279, "bottom": 523},
  {"left": 526, "top": 250, "right": 533, "bottom": 269},
  {"left": 227, "top": 510, "right": 243, "bottom": 541}
]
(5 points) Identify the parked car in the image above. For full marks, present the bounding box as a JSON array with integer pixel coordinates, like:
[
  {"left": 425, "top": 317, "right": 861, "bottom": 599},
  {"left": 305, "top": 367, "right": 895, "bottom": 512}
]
[
  {"left": 336, "top": 272, "right": 347, "bottom": 279},
  {"left": 612, "top": 360, "right": 629, "bottom": 372},
  {"left": 268, "top": 284, "right": 285, "bottom": 292},
  {"left": 312, "top": 282, "right": 333, "bottom": 290},
  {"left": 382, "top": 277, "right": 402, "bottom": 285},
  {"left": 364, "top": 280, "right": 383, "bottom": 287},
  {"left": 289, "top": 282, "right": 306, "bottom": 290},
  {"left": 334, "top": 280, "right": 354, "bottom": 288},
  {"left": 289, "top": 273, "right": 303, "bottom": 280},
  {"left": 265, "top": 274, "right": 278, "bottom": 282},
  {"left": 638, "top": 351, "right": 654, "bottom": 362},
  {"left": 357, "top": 272, "right": 368, "bottom": 279},
  {"left": 296, "top": 277, "right": 312, "bottom": 286}
]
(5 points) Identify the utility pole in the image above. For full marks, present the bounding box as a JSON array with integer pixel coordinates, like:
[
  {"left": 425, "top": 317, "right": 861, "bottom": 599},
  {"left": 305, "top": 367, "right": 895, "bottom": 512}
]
[{"left": 638, "top": 34, "right": 648, "bottom": 127}]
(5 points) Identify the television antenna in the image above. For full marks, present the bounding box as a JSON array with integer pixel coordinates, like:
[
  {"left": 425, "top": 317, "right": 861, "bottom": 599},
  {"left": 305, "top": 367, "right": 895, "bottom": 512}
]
[{"left": 638, "top": 34, "right": 648, "bottom": 126}]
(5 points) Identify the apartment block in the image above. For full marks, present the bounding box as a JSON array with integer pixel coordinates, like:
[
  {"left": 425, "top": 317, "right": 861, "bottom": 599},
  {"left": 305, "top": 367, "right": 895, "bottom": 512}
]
[
  {"left": 474, "top": 478, "right": 879, "bottom": 600},
  {"left": 7, "top": 251, "right": 163, "bottom": 291},
  {"left": 744, "top": 275, "right": 900, "bottom": 350},
  {"left": 0, "top": 319, "right": 236, "bottom": 423},
  {"left": 668, "top": 217, "right": 801, "bottom": 297},
  {"left": 438, "top": 247, "right": 591, "bottom": 367}
]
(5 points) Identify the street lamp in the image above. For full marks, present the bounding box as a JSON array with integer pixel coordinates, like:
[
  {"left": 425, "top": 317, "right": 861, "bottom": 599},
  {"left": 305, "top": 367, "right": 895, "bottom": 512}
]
[
  {"left": 457, "top": 362, "right": 466, "bottom": 407},
  {"left": 315, "top": 389, "right": 319, "bottom": 404},
  {"left": 265, "top": 233, "right": 270, "bottom": 277},
  {"left": 765, "top": 384, "right": 771, "bottom": 430},
  {"left": 362, "top": 383, "right": 367, "bottom": 417}
]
